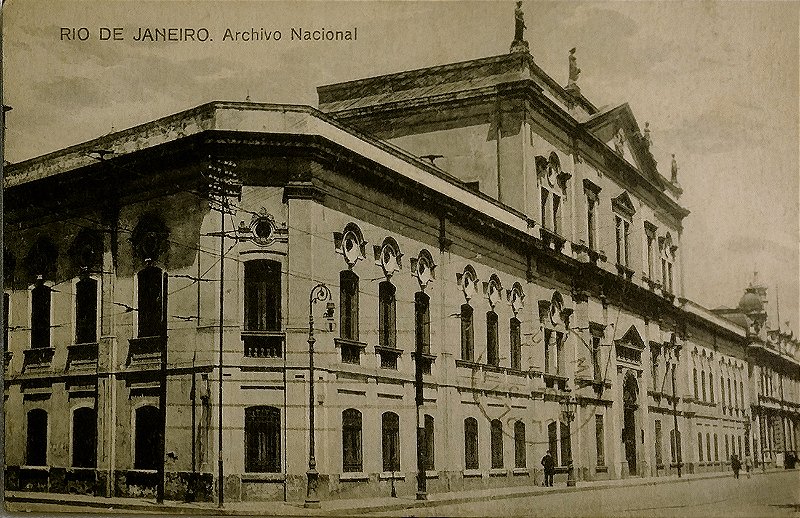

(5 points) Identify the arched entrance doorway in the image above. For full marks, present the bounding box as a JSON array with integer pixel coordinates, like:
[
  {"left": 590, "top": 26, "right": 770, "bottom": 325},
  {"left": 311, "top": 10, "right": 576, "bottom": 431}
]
[{"left": 623, "top": 372, "right": 639, "bottom": 475}]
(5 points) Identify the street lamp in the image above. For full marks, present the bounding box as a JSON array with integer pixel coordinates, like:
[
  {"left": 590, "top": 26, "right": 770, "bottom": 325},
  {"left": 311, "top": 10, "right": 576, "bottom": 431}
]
[
  {"left": 666, "top": 336, "right": 683, "bottom": 477},
  {"left": 560, "top": 397, "right": 578, "bottom": 487},
  {"left": 305, "top": 283, "right": 333, "bottom": 509}
]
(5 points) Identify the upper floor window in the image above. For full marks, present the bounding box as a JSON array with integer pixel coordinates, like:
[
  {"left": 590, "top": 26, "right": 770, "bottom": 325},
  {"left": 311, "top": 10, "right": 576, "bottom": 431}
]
[
  {"left": 644, "top": 222, "right": 657, "bottom": 280},
  {"left": 583, "top": 179, "right": 601, "bottom": 250},
  {"left": 137, "top": 265, "right": 163, "bottom": 338},
  {"left": 415, "top": 292, "right": 431, "bottom": 355},
  {"left": 244, "top": 260, "right": 282, "bottom": 332},
  {"left": 660, "top": 234, "right": 676, "bottom": 293},
  {"left": 611, "top": 192, "right": 635, "bottom": 268},
  {"left": 552, "top": 194, "right": 562, "bottom": 235},
  {"left": 592, "top": 336, "right": 602, "bottom": 381},
  {"left": 461, "top": 304, "right": 474, "bottom": 361},
  {"left": 339, "top": 270, "right": 359, "bottom": 341},
  {"left": 510, "top": 318, "right": 521, "bottom": 370},
  {"left": 30, "top": 281, "right": 51, "bottom": 349},
  {"left": 540, "top": 187, "right": 549, "bottom": 229},
  {"left": 75, "top": 277, "right": 98, "bottom": 344},
  {"left": 245, "top": 406, "right": 281, "bottom": 473},
  {"left": 378, "top": 282, "right": 396, "bottom": 349},
  {"left": 709, "top": 372, "right": 715, "bottom": 403},
  {"left": 486, "top": 311, "right": 499, "bottom": 366},
  {"left": 701, "top": 369, "right": 707, "bottom": 401}
]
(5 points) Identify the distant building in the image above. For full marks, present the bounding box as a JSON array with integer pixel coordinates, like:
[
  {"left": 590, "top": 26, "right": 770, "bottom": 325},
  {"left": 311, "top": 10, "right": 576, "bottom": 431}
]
[{"left": 3, "top": 22, "right": 798, "bottom": 504}]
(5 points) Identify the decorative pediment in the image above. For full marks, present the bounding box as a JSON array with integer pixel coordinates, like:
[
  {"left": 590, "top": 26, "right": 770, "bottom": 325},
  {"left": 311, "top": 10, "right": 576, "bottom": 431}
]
[
  {"left": 410, "top": 249, "right": 436, "bottom": 289},
  {"left": 334, "top": 222, "right": 367, "bottom": 268},
  {"left": 618, "top": 325, "right": 646, "bottom": 351},
  {"left": 611, "top": 191, "right": 636, "bottom": 218},
  {"left": 507, "top": 282, "right": 525, "bottom": 315},
  {"left": 373, "top": 237, "right": 403, "bottom": 278},
  {"left": 483, "top": 274, "right": 503, "bottom": 309},
  {"left": 456, "top": 265, "right": 479, "bottom": 301}
]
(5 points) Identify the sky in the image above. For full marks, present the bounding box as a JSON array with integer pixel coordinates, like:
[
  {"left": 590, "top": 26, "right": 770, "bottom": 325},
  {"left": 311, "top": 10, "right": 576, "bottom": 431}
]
[{"left": 3, "top": 0, "right": 799, "bottom": 332}]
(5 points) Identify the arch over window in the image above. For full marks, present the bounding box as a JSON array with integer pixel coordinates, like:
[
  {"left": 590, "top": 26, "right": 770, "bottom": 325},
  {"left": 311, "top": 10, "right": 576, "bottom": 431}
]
[
  {"left": 508, "top": 282, "right": 525, "bottom": 315},
  {"left": 491, "top": 419, "right": 504, "bottom": 469},
  {"left": 334, "top": 223, "right": 367, "bottom": 267},
  {"left": 25, "top": 235, "right": 58, "bottom": 280},
  {"left": 382, "top": 412, "right": 400, "bottom": 472},
  {"left": 411, "top": 249, "right": 436, "bottom": 289},
  {"left": 72, "top": 407, "right": 97, "bottom": 468},
  {"left": 373, "top": 237, "right": 402, "bottom": 278},
  {"left": 130, "top": 213, "right": 169, "bottom": 263},
  {"left": 514, "top": 421, "right": 526, "bottom": 468},
  {"left": 68, "top": 228, "right": 103, "bottom": 270},
  {"left": 464, "top": 417, "right": 478, "bottom": 469},
  {"left": 137, "top": 265, "right": 163, "bottom": 338},
  {"left": 26, "top": 408, "right": 48, "bottom": 466},
  {"left": 484, "top": 274, "right": 503, "bottom": 308},
  {"left": 456, "top": 265, "right": 479, "bottom": 301},
  {"left": 342, "top": 409, "right": 362, "bottom": 472},
  {"left": 134, "top": 405, "right": 160, "bottom": 470},
  {"left": 245, "top": 406, "right": 281, "bottom": 473}
]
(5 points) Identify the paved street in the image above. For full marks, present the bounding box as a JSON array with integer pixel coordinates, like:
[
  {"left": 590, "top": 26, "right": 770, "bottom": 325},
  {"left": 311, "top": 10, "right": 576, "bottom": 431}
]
[{"left": 368, "top": 471, "right": 800, "bottom": 517}]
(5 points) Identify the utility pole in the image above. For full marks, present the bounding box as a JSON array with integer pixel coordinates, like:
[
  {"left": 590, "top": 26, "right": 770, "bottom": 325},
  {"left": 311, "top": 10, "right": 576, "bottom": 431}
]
[
  {"left": 415, "top": 333, "right": 427, "bottom": 500},
  {"left": 156, "top": 272, "right": 168, "bottom": 502},
  {"left": 670, "top": 331, "right": 682, "bottom": 477}
]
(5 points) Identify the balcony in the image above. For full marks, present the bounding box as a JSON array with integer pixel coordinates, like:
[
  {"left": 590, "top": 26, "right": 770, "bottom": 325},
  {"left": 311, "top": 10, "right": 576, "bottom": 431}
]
[
  {"left": 127, "top": 336, "right": 165, "bottom": 365},
  {"left": 67, "top": 342, "right": 98, "bottom": 370},
  {"left": 242, "top": 332, "right": 285, "bottom": 358},
  {"left": 23, "top": 347, "right": 55, "bottom": 371}
]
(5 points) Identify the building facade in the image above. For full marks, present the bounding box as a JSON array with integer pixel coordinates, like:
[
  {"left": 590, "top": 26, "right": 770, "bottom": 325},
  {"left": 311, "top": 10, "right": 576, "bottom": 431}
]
[{"left": 4, "top": 33, "right": 798, "bottom": 504}]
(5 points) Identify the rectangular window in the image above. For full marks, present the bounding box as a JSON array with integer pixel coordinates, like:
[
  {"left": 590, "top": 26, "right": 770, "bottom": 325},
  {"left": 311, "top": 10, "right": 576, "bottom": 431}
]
[
  {"left": 725, "top": 435, "right": 730, "bottom": 459},
  {"left": 491, "top": 419, "right": 504, "bottom": 469},
  {"left": 592, "top": 336, "right": 602, "bottom": 381},
  {"left": 382, "top": 412, "right": 400, "bottom": 472},
  {"left": 138, "top": 266, "right": 164, "bottom": 338},
  {"left": 423, "top": 415, "right": 435, "bottom": 471},
  {"left": 244, "top": 260, "right": 282, "bottom": 332},
  {"left": 709, "top": 373, "right": 715, "bottom": 403},
  {"left": 693, "top": 368, "right": 698, "bottom": 399},
  {"left": 733, "top": 379, "right": 738, "bottom": 411},
  {"left": 552, "top": 194, "right": 561, "bottom": 235},
  {"left": 615, "top": 216, "right": 622, "bottom": 265},
  {"left": 245, "top": 406, "right": 281, "bottom": 473},
  {"left": 461, "top": 304, "right": 474, "bottom": 361},
  {"left": 342, "top": 409, "right": 363, "bottom": 472},
  {"left": 595, "top": 415, "right": 605, "bottom": 466},
  {"left": 26, "top": 409, "right": 48, "bottom": 466},
  {"left": 587, "top": 197, "right": 596, "bottom": 250},
  {"left": 662, "top": 257, "right": 668, "bottom": 290},
  {"left": 548, "top": 421, "right": 559, "bottom": 466},
  {"left": 541, "top": 188, "right": 549, "bottom": 229},
  {"left": 75, "top": 277, "right": 98, "bottom": 344},
  {"left": 698, "top": 432, "right": 704, "bottom": 462},
  {"left": 514, "top": 421, "right": 526, "bottom": 468},
  {"left": 646, "top": 232, "right": 655, "bottom": 279},
  {"left": 623, "top": 220, "right": 630, "bottom": 266},
  {"left": 465, "top": 418, "right": 478, "bottom": 469},
  {"left": 654, "top": 420, "right": 663, "bottom": 466},
  {"left": 544, "top": 329, "right": 552, "bottom": 374},
  {"left": 667, "top": 262, "right": 673, "bottom": 292},
  {"left": 72, "top": 407, "right": 97, "bottom": 468},
  {"left": 556, "top": 332, "right": 565, "bottom": 375},
  {"left": 706, "top": 433, "right": 711, "bottom": 463},
  {"left": 378, "top": 282, "right": 396, "bottom": 349},
  {"left": 701, "top": 370, "right": 707, "bottom": 401},
  {"left": 671, "top": 429, "right": 680, "bottom": 464},
  {"left": 4, "top": 292, "right": 10, "bottom": 352},
  {"left": 415, "top": 292, "right": 430, "bottom": 355},
  {"left": 486, "top": 311, "right": 498, "bottom": 366},
  {"left": 510, "top": 318, "right": 521, "bottom": 370},
  {"left": 340, "top": 270, "right": 359, "bottom": 341},
  {"left": 31, "top": 283, "right": 52, "bottom": 348},
  {"left": 714, "top": 434, "right": 719, "bottom": 461},
  {"left": 727, "top": 378, "right": 732, "bottom": 410},
  {"left": 134, "top": 405, "right": 160, "bottom": 470}
]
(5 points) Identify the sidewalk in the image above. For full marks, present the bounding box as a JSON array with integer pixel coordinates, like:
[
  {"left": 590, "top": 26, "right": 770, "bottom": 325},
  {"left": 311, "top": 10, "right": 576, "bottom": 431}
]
[{"left": 5, "top": 468, "right": 789, "bottom": 516}]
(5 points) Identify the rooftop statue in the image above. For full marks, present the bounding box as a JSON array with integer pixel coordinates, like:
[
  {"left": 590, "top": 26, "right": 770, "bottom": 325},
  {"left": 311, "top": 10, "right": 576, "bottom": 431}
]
[
  {"left": 514, "top": 1, "right": 526, "bottom": 42},
  {"left": 568, "top": 47, "right": 581, "bottom": 85},
  {"left": 671, "top": 153, "right": 679, "bottom": 183}
]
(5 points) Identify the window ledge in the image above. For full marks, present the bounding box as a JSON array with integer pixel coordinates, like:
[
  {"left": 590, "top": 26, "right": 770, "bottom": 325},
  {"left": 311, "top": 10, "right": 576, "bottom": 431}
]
[
  {"left": 462, "top": 469, "right": 482, "bottom": 478},
  {"left": 595, "top": 465, "right": 608, "bottom": 473},
  {"left": 241, "top": 472, "right": 285, "bottom": 482},
  {"left": 20, "top": 465, "right": 50, "bottom": 472},
  {"left": 424, "top": 470, "right": 438, "bottom": 479},
  {"left": 374, "top": 345, "right": 403, "bottom": 356},
  {"left": 340, "top": 472, "right": 370, "bottom": 481},
  {"left": 489, "top": 468, "right": 508, "bottom": 477},
  {"left": 379, "top": 472, "right": 404, "bottom": 480},
  {"left": 335, "top": 338, "right": 368, "bottom": 350},
  {"left": 512, "top": 468, "right": 529, "bottom": 476}
]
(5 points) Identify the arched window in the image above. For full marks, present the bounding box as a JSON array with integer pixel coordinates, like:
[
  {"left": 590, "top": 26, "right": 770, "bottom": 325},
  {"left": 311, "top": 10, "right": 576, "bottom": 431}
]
[
  {"left": 510, "top": 318, "right": 521, "bottom": 370},
  {"left": 134, "top": 405, "right": 160, "bottom": 470},
  {"left": 26, "top": 409, "right": 48, "bottom": 466},
  {"left": 382, "top": 412, "right": 400, "bottom": 472},
  {"left": 423, "top": 414, "right": 435, "bottom": 471},
  {"left": 75, "top": 277, "right": 98, "bottom": 344},
  {"left": 342, "top": 409, "right": 362, "bottom": 472},
  {"left": 701, "top": 370, "right": 706, "bottom": 401},
  {"left": 245, "top": 406, "right": 281, "bottom": 473},
  {"left": 460, "top": 304, "right": 474, "bottom": 361},
  {"left": 30, "top": 282, "right": 51, "bottom": 349},
  {"left": 72, "top": 407, "right": 97, "bottom": 468},
  {"left": 491, "top": 419, "right": 503, "bottom": 469},
  {"left": 464, "top": 417, "right": 478, "bottom": 469},
  {"left": 137, "top": 266, "right": 163, "bottom": 338},
  {"left": 339, "top": 270, "right": 359, "bottom": 341},
  {"left": 514, "top": 421, "right": 526, "bottom": 468},
  {"left": 378, "top": 282, "right": 396, "bottom": 349}
]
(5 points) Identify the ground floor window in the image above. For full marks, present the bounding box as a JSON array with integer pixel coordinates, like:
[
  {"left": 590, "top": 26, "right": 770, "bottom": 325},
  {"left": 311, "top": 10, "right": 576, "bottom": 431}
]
[
  {"left": 72, "top": 407, "right": 97, "bottom": 468},
  {"left": 26, "top": 409, "right": 48, "bottom": 466},
  {"left": 423, "top": 415, "right": 435, "bottom": 471},
  {"left": 491, "top": 419, "right": 503, "bottom": 468},
  {"left": 245, "top": 406, "right": 280, "bottom": 473},
  {"left": 134, "top": 405, "right": 160, "bottom": 470},
  {"left": 548, "top": 421, "right": 559, "bottom": 465},
  {"left": 342, "top": 409, "right": 362, "bottom": 472},
  {"left": 560, "top": 421, "right": 571, "bottom": 466},
  {"left": 465, "top": 417, "right": 478, "bottom": 469},
  {"left": 382, "top": 412, "right": 400, "bottom": 472},
  {"left": 698, "top": 432, "right": 704, "bottom": 462},
  {"left": 596, "top": 415, "right": 605, "bottom": 466},
  {"left": 514, "top": 421, "right": 526, "bottom": 468},
  {"left": 654, "top": 420, "right": 663, "bottom": 466}
]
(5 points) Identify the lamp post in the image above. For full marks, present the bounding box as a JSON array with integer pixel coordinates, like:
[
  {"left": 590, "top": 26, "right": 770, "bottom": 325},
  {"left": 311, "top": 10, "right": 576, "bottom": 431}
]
[
  {"left": 560, "top": 397, "right": 578, "bottom": 487},
  {"left": 667, "top": 337, "right": 683, "bottom": 477},
  {"left": 306, "top": 283, "right": 333, "bottom": 509}
]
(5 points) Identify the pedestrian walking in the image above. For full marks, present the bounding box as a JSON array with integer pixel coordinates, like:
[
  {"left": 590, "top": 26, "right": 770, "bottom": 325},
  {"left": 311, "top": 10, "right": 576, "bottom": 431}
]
[
  {"left": 731, "top": 454, "right": 741, "bottom": 479},
  {"left": 541, "top": 450, "right": 555, "bottom": 487},
  {"left": 744, "top": 454, "right": 752, "bottom": 478}
]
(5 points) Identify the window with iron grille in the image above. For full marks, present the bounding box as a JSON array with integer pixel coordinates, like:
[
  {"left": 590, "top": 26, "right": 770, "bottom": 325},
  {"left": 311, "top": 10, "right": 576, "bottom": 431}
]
[
  {"left": 245, "top": 406, "right": 281, "bottom": 473},
  {"left": 654, "top": 420, "right": 663, "bottom": 467},
  {"left": 382, "top": 412, "right": 400, "bottom": 472},
  {"left": 596, "top": 415, "right": 605, "bottom": 466},
  {"left": 548, "top": 421, "right": 559, "bottom": 465},
  {"left": 342, "top": 409, "right": 362, "bottom": 472},
  {"left": 560, "top": 420, "right": 571, "bottom": 466}
]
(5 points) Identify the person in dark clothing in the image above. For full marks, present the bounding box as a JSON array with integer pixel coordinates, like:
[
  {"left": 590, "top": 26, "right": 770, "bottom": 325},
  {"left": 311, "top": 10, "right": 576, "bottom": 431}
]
[
  {"left": 541, "top": 450, "right": 555, "bottom": 487},
  {"left": 731, "top": 454, "right": 741, "bottom": 479}
]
